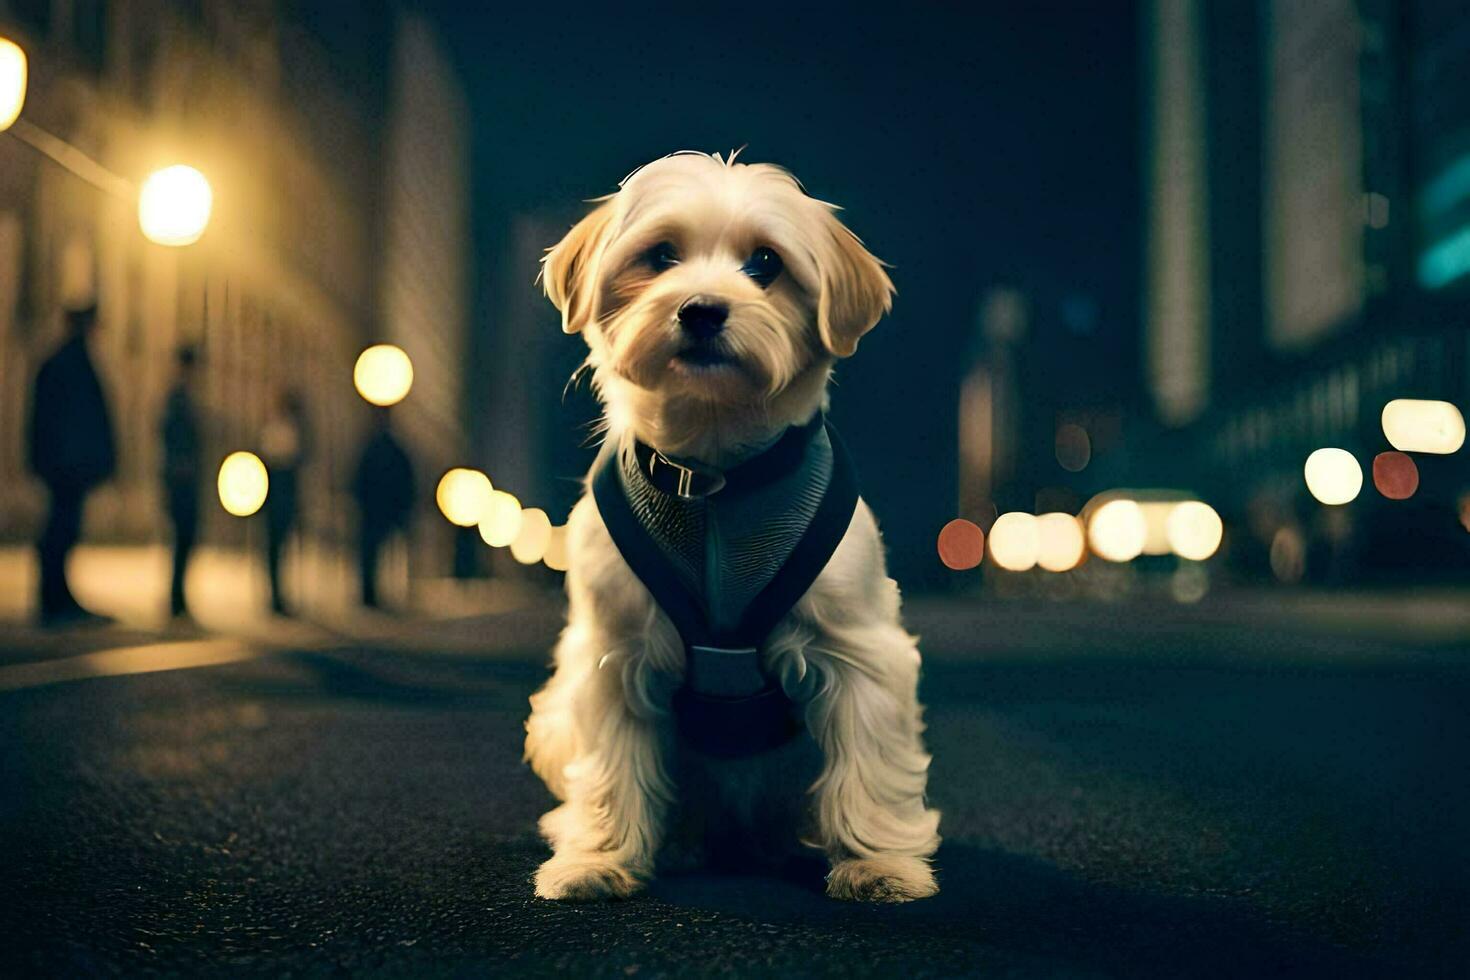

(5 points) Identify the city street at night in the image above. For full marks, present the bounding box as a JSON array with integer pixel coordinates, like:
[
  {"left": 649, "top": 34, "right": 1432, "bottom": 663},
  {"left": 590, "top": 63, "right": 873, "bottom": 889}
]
[
  {"left": 7, "top": 0, "right": 1470, "bottom": 976},
  {"left": 3, "top": 594, "right": 1466, "bottom": 977}
]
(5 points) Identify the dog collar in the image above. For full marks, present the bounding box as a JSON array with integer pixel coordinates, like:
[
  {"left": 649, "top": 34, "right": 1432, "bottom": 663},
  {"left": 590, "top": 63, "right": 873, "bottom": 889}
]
[{"left": 631, "top": 413, "right": 824, "bottom": 500}]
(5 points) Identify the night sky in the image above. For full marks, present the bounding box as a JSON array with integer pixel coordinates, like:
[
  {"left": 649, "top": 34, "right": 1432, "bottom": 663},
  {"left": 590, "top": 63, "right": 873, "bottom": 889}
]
[{"left": 434, "top": 0, "right": 1142, "bottom": 586}]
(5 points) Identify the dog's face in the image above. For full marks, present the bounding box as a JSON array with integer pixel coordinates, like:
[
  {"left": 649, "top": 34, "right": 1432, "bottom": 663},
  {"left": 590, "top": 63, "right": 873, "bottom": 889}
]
[{"left": 542, "top": 153, "right": 893, "bottom": 408}]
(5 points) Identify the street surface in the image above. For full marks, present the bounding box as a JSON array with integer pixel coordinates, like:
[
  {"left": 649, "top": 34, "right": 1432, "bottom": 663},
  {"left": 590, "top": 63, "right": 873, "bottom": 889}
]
[{"left": 2, "top": 592, "right": 1467, "bottom": 977}]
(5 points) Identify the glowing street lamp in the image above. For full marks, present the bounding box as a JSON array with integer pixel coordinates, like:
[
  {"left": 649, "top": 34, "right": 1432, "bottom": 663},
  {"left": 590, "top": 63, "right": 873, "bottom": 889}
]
[
  {"left": 1380, "top": 399, "right": 1465, "bottom": 454},
  {"left": 543, "top": 525, "right": 571, "bottom": 572},
  {"left": 1304, "top": 448, "right": 1362, "bottom": 505},
  {"left": 138, "top": 165, "right": 213, "bottom": 246},
  {"left": 478, "top": 490, "right": 523, "bottom": 547},
  {"left": 1036, "top": 513, "right": 1086, "bottom": 572},
  {"left": 436, "top": 468, "right": 493, "bottom": 527},
  {"left": 1166, "top": 501, "right": 1223, "bottom": 561},
  {"left": 988, "top": 512, "right": 1040, "bottom": 572},
  {"left": 1087, "top": 499, "right": 1147, "bottom": 562},
  {"left": 354, "top": 344, "right": 413, "bottom": 406},
  {"left": 0, "top": 37, "right": 26, "bottom": 132},
  {"left": 510, "top": 507, "right": 553, "bottom": 564},
  {"left": 218, "top": 451, "right": 269, "bottom": 517}
]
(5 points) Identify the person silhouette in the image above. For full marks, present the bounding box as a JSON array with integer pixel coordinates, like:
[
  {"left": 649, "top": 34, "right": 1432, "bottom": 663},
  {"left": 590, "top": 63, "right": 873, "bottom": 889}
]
[
  {"left": 159, "top": 345, "right": 203, "bottom": 619},
  {"left": 27, "top": 303, "right": 117, "bottom": 626},
  {"left": 260, "top": 388, "right": 310, "bottom": 615},
  {"left": 351, "top": 407, "right": 415, "bottom": 609}
]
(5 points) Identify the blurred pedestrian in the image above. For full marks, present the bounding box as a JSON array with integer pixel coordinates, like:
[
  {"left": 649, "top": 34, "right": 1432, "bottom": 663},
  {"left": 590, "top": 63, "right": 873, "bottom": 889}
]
[
  {"left": 160, "top": 345, "right": 203, "bottom": 619},
  {"left": 260, "top": 388, "right": 310, "bottom": 615},
  {"left": 26, "top": 303, "right": 116, "bottom": 626},
  {"left": 351, "top": 407, "right": 415, "bottom": 609}
]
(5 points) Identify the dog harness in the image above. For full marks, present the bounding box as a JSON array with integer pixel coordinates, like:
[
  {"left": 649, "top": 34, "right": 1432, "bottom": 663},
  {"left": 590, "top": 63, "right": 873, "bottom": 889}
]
[{"left": 591, "top": 413, "right": 860, "bottom": 758}]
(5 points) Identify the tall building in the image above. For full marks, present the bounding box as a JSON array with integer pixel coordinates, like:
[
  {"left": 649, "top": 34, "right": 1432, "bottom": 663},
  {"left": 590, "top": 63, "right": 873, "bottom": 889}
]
[
  {"left": 1139, "top": 0, "right": 1470, "bottom": 578},
  {"left": 0, "top": 1, "right": 470, "bottom": 579}
]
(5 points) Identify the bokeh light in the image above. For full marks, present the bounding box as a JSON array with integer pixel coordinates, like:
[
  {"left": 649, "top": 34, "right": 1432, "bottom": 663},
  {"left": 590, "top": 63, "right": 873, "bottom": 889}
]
[
  {"left": 217, "top": 451, "right": 268, "bottom": 517},
  {"left": 0, "top": 37, "right": 26, "bottom": 132},
  {"left": 478, "top": 490, "right": 523, "bottom": 547},
  {"left": 1304, "top": 448, "right": 1362, "bottom": 505},
  {"left": 1270, "top": 525, "right": 1306, "bottom": 583},
  {"left": 937, "top": 518, "right": 985, "bottom": 570},
  {"left": 436, "top": 468, "right": 493, "bottom": 527},
  {"left": 1170, "top": 564, "right": 1210, "bottom": 603},
  {"left": 1054, "top": 424, "right": 1091, "bottom": 473},
  {"left": 1380, "top": 399, "right": 1465, "bottom": 454},
  {"left": 1036, "top": 513, "right": 1085, "bottom": 572},
  {"left": 1138, "top": 502, "right": 1177, "bottom": 555},
  {"left": 510, "top": 507, "right": 553, "bottom": 564},
  {"left": 1087, "top": 499, "right": 1147, "bottom": 562},
  {"left": 988, "top": 512, "right": 1039, "bottom": 571},
  {"left": 1372, "top": 451, "right": 1419, "bottom": 500},
  {"left": 543, "top": 525, "right": 571, "bottom": 572},
  {"left": 138, "top": 165, "right": 213, "bottom": 246},
  {"left": 1166, "top": 501, "right": 1223, "bottom": 561},
  {"left": 353, "top": 344, "right": 414, "bottom": 406}
]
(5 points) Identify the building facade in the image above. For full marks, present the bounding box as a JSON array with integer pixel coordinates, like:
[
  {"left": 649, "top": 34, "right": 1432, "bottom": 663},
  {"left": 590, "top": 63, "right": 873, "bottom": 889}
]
[
  {"left": 0, "top": 1, "right": 470, "bottom": 593},
  {"left": 1139, "top": 0, "right": 1470, "bottom": 580}
]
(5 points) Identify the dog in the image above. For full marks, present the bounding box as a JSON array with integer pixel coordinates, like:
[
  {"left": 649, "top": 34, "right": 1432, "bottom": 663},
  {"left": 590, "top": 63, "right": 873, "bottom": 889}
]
[{"left": 524, "top": 151, "right": 940, "bottom": 902}]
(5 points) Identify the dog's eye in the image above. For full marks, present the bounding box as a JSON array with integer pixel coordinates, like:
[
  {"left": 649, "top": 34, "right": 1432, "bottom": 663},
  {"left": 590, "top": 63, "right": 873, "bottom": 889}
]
[
  {"left": 742, "top": 247, "right": 783, "bottom": 288},
  {"left": 644, "top": 241, "right": 680, "bottom": 273}
]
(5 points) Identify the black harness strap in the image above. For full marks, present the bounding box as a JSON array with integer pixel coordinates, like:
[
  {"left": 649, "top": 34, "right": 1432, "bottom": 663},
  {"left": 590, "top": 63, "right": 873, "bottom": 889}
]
[{"left": 592, "top": 418, "right": 860, "bottom": 758}]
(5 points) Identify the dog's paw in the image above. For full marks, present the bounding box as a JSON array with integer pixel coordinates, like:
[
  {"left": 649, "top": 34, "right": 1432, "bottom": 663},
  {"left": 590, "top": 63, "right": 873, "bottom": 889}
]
[
  {"left": 826, "top": 856, "right": 938, "bottom": 903},
  {"left": 534, "top": 853, "right": 644, "bottom": 901}
]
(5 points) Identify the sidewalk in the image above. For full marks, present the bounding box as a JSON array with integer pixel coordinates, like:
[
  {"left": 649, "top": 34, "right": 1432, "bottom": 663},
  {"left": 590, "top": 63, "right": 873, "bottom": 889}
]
[{"left": 0, "top": 543, "right": 566, "bottom": 660}]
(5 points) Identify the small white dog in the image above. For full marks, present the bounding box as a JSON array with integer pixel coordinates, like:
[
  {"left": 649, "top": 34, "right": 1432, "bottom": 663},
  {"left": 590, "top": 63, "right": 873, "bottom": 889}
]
[{"left": 524, "top": 151, "right": 940, "bottom": 902}]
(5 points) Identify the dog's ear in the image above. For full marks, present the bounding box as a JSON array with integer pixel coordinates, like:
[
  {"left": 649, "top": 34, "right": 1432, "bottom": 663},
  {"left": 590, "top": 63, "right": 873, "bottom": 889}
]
[
  {"left": 816, "top": 220, "right": 894, "bottom": 358},
  {"left": 542, "top": 201, "right": 614, "bottom": 334}
]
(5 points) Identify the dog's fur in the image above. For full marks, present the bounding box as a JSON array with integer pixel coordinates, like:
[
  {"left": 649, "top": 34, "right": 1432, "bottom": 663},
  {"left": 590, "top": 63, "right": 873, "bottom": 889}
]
[{"left": 524, "top": 151, "right": 940, "bottom": 902}]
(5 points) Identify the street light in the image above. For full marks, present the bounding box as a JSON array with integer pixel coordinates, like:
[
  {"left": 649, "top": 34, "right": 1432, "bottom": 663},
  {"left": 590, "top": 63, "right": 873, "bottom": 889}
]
[
  {"left": 218, "top": 451, "right": 269, "bottom": 517},
  {"left": 138, "top": 165, "right": 213, "bottom": 246},
  {"left": 510, "top": 508, "right": 552, "bottom": 564},
  {"left": 1088, "top": 499, "right": 1148, "bottom": 562},
  {"left": 353, "top": 344, "right": 414, "bottom": 406},
  {"left": 1303, "top": 448, "right": 1362, "bottom": 505},
  {"left": 988, "top": 512, "right": 1040, "bottom": 572},
  {"left": 478, "top": 490, "right": 523, "bottom": 547},
  {"left": 436, "top": 468, "right": 493, "bottom": 526},
  {"left": 0, "top": 37, "right": 25, "bottom": 132},
  {"left": 1036, "top": 513, "right": 1086, "bottom": 572}
]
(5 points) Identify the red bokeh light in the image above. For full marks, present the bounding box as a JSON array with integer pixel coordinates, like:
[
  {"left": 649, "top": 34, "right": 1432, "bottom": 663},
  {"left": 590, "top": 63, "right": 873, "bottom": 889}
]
[
  {"left": 937, "top": 519, "right": 985, "bottom": 570},
  {"left": 1372, "top": 451, "right": 1419, "bottom": 500}
]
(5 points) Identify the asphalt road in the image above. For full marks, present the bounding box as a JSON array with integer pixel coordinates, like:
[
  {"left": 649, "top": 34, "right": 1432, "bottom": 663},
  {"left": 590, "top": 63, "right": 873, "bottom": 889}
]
[{"left": 2, "top": 597, "right": 1467, "bottom": 977}]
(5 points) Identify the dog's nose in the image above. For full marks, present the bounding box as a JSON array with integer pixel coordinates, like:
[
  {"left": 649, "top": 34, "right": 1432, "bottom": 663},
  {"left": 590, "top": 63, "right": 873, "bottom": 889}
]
[{"left": 677, "top": 300, "right": 728, "bottom": 340}]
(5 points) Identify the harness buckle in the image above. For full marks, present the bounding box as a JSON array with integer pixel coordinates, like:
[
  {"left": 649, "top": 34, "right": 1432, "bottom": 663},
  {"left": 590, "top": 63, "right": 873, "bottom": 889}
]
[
  {"left": 648, "top": 450, "right": 725, "bottom": 499},
  {"left": 686, "top": 644, "right": 766, "bottom": 698}
]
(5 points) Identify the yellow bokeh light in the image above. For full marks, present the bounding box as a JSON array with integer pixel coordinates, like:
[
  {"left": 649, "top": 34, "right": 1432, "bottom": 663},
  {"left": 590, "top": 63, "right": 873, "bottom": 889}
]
[
  {"left": 988, "top": 512, "right": 1039, "bottom": 572},
  {"left": 1166, "top": 501, "right": 1223, "bottom": 561},
  {"left": 0, "top": 37, "right": 26, "bottom": 132},
  {"left": 1380, "top": 399, "right": 1465, "bottom": 454},
  {"left": 138, "top": 165, "right": 213, "bottom": 246},
  {"left": 510, "top": 507, "right": 553, "bottom": 564},
  {"left": 478, "top": 490, "right": 523, "bottom": 547},
  {"left": 1088, "top": 499, "right": 1147, "bottom": 562},
  {"left": 217, "top": 451, "right": 269, "bottom": 517},
  {"left": 1036, "top": 513, "right": 1086, "bottom": 572},
  {"left": 353, "top": 344, "right": 414, "bottom": 406},
  {"left": 1303, "top": 447, "right": 1362, "bottom": 505},
  {"left": 1138, "top": 502, "right": 1177, "bottom": 556},
  {"left": 543, "top": 525, "right": 571, "bottom": 572},
  {"left": 435, "top": 468, "right": 492, "bottom": 527}
]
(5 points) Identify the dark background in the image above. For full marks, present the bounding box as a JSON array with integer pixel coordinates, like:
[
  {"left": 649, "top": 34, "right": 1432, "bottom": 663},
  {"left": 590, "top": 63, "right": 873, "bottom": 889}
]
[{"left": 436, "top": 0, "right": 1142, "bottom": 588}]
